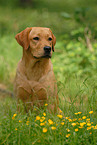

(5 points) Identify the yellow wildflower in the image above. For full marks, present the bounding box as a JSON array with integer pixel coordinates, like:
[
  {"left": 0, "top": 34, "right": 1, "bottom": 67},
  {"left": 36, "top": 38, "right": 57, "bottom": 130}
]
[
  {"left": 26, "top": 121, "right": 29, "bottom": 125},
  {"left": 82, "top": 116, "right": 86, "bottom": 119},
  {"left": 86, "top": 118, "right": 90, "bottom": 121},
  {"left": 66, "top": 117, "right": 69, "bottom": 120},
  {"left": 12, "top": 114, "right": 17, "bottom": 120},
  {"left": 78, "top": 112, "right": 82, "bottom": 114},
  {"left": 61, "top": 122, "right": 64, "bottom": 125},
  {"left": 43, "top": 128, "right": 47, "bottom": 133},
  {"left": 59, "top": 109, "right": 62, "bottom": 113},
  {"left": 48, "top": 119, "right": 53, "bottom": 125},
  {"left": 69, "top": 119, "right": 72, "bottom": 122},
  {"left": 87, "top": 123, "right": 91, "bottom": 126},
  {"left": 15, "top": 128, "right": 18, "bottom": 131},
  {"left": 79, "top": 126, "right": 83, "bottom": 129},
  {"left": 40, "top": 123, "right": 45, "bottom": 126},
  {"left": 91, "top": 126, "right": 94, "bottom": 129},
  {"left": 73, "top": 118, "right": 77, "bottom": 121},
  {"left": 94, "top": 125, "right": 97, "bottom": 129},
  {"left": 80, "top": 122, "right": 86, "bottom": 127},
  {"left": 13, "top": 114, "right": 17, "bottom": 117},
  {"left": 51, "top": 126, "right": 56, "bottom": 130},
  {"left": 45, "top": 103, "right": 48, "bottom": 106},
  {"left": 57, "top": 115, "right": 63, "bottom": 119},
  {"left": 12, "top": 117, "right": 15, "bottom": 120},
  {"left": 89, "top": 111, "right": 93, "bottom": 114},
  {"left": 75, "top": 113, "right": 78, "bottom": 115},
  {"left": 66, "top": 134, "right": 70, "bottom": 138},
  {"left": 66, "top": 129, "right": 70, "bottom": 132},
  {"left": 87, "top": 127, "right": 91, "bottom": 130},
  {"left": 78, "top": 118, "right": 82, "bottom": 121},
  {"left": 36, "top": 116, "right": 40, "bottom": 121},
  {"left": 72, "top": 123, "right": 76, "bottom": 127},
  {"left": 41, "top": 116, "right": 45, "bottom": 120},
  {"left": 40, "top": 119, "right": 44, "bottom": 122},
  {"left": 43, "top": 113, "right": 46, "bottom": 116},
  {"left": 19, "top": 120, "right": 22, "bottom": 123},
  {"left": 75, "top": 128, "right": 78, "bottom": 132},
  {"left": 90, "top": 132, "right": 92, "bottom": 135}
]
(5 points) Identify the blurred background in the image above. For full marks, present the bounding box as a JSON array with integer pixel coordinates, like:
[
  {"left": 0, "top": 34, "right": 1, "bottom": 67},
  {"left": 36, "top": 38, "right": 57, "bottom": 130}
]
[{"left": 0, "top": 0, "right": 97, "bottom": 89}]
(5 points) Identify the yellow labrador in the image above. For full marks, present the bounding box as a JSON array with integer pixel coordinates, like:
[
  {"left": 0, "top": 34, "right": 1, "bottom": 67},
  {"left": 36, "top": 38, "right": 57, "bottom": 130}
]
[{"left": 14, "top": 27, "right": 59, "bottom": 112}]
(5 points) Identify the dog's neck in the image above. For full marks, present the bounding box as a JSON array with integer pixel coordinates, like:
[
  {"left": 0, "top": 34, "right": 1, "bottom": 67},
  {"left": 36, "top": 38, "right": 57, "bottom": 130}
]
[{"left": 22, "top": 49, "right": 52, "bottom": 81}]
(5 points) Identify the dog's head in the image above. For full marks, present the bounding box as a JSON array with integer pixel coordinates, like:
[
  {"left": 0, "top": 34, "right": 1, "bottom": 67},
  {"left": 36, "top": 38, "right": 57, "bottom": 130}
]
[{"left": 15, "top": 27, "right": 56, "bottom": 59}]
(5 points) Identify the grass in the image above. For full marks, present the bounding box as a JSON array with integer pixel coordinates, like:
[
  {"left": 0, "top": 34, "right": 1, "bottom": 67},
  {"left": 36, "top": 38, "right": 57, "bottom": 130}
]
[{"left": 0, "top": 92, "right": 97, "bottom": 144}]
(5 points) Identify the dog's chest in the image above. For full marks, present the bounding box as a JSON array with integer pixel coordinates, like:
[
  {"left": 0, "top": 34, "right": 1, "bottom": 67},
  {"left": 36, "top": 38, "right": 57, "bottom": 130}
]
[
  {"left": 26, "top": 68, "right": 46, "bottom": 81},
  {"left": 26, "top": 63, "right": 49, "bottom": 81}
]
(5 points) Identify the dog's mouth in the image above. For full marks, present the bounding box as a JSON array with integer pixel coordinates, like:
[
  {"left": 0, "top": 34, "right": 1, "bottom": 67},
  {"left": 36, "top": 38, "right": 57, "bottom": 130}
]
[
  {"left": 42, "top": 55, "right": 51, "bottom": 58},
  {"left": 33, "top": 54, "right": 51, "bottom": 59}
]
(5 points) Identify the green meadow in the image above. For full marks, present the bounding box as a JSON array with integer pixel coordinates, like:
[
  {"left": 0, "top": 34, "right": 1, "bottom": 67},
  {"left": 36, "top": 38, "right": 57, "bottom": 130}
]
[{"left": 0, "top": 0, "right": 97, "bottom": 144}]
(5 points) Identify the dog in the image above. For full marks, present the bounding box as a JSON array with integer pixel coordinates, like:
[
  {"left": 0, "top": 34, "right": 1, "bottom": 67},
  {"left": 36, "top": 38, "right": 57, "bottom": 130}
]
[{"left": 14, "top": 27, "right": 59, "bottom": 113}]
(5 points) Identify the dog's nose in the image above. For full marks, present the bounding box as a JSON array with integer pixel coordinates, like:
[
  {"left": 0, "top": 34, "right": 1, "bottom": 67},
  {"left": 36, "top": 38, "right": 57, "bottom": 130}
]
[{"left": 44, "top": 46, "right": 51, "bottom": 53}]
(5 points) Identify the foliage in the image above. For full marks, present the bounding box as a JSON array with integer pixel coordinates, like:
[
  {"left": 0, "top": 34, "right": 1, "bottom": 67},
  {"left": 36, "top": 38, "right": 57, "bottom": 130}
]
[{"left": 54, "top": 40, "right": 97, "bottom": 82}]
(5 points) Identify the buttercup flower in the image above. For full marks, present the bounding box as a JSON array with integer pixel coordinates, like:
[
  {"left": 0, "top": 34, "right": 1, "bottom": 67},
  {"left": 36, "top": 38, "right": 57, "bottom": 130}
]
[
  {"left": 12, "top": 113, "right": 17, "bottom": 120},
  {"left": 82, "top": 116, "right": 86, "bottom": 119},
  {"left": 36, "top": 116, "right": 40, "bottom": 121},
  {"left": 26, "top": 121, "right": 29, "bottom": 125},
  {"left": 78, "top": 118, "right": 82, "bottom": 121},
  {"left": 75, "top": 113, "right": 78, "bottom": 115},
  {"left": 66, "top": 129, "right": 70, "bottom": 132},
  {"left": 43, "top": 128, "right": 47, "bottom": 133},
  {"left": 86, "top": 118, "right": 90, "bottom": 121},
  {"left": 15, "top": 128, "right": 18, "bottom": 131},
  {"left": 59, "top": 109, "right": 62, "bottom": 113},
  {"left": 87, "top": 123, "right": 91, "bottom": 126},
  {"left": 45, "top": 104, "right": 48, "bottom": 106},
  {"left": 80, "top": 122, "right": 86, "bottom": 127},
  {"left": 41, "top": 116, "right": 45, "bottom": 120},
  {"left": 89, "top": 111, "right": 93, "bottom": 114},
  {"left": 69, "top": 119, "right": 72, "bottom": 122},
  {"left": 51, "top": 126, "right": 56, "bottom": 130},
  {"left": 94, "top": 125, "right": 97, "bottom": 129},
  {"left": 72, "top": 123, "right": 76, "bottom": 127},
  {"left": 66, "top": 117, "right": 69, "bottom": 120},
  {"left": 19, "top": 120, "right": 22, "bottom": 123},
  {"left": 40, "top": 123, "right": 45, "bottom": 126},
  {"left": 57, "top": 115, "right": 63, "bottom": 119},
  {"left": 75, "top": 128, "right": 78, "bottom": 132},
  {"left": 87, "top": 127, "right": 91, "bottom": 130},
  {"left": 78, "top": 112, "right": 82, "bottom": 114},
  {"left": 61, "top": 122, "right": 64, "bottom": 125},
  {"left": 66, "top": 134, "right": 70, "bottom": 138},
  {"left": 43, "top": 113, "right": 46, "bottom": 116},
  {"left": 48, "top": 119, "right": 53, "bottom": 125}
]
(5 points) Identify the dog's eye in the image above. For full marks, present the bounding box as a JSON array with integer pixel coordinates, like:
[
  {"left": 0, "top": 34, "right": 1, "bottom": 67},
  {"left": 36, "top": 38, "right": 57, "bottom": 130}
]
[
  {"left": 48, "top": 37, "right": 52, "bottom": 41},
  {"left": 33, "top": 37, "right": 39, "bottom": 40}
]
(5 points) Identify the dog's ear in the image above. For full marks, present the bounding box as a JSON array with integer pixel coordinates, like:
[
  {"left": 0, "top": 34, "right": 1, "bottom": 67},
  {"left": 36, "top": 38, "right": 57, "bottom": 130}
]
[
  {"left": 15, "top": 27, "right": 32, "bottom": 50},
  {"left": 52, "top": 33, "right": 56, "bottom": 52},
  {"left": 49, "top": 28, "right": 56, "bottom": 52}
]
